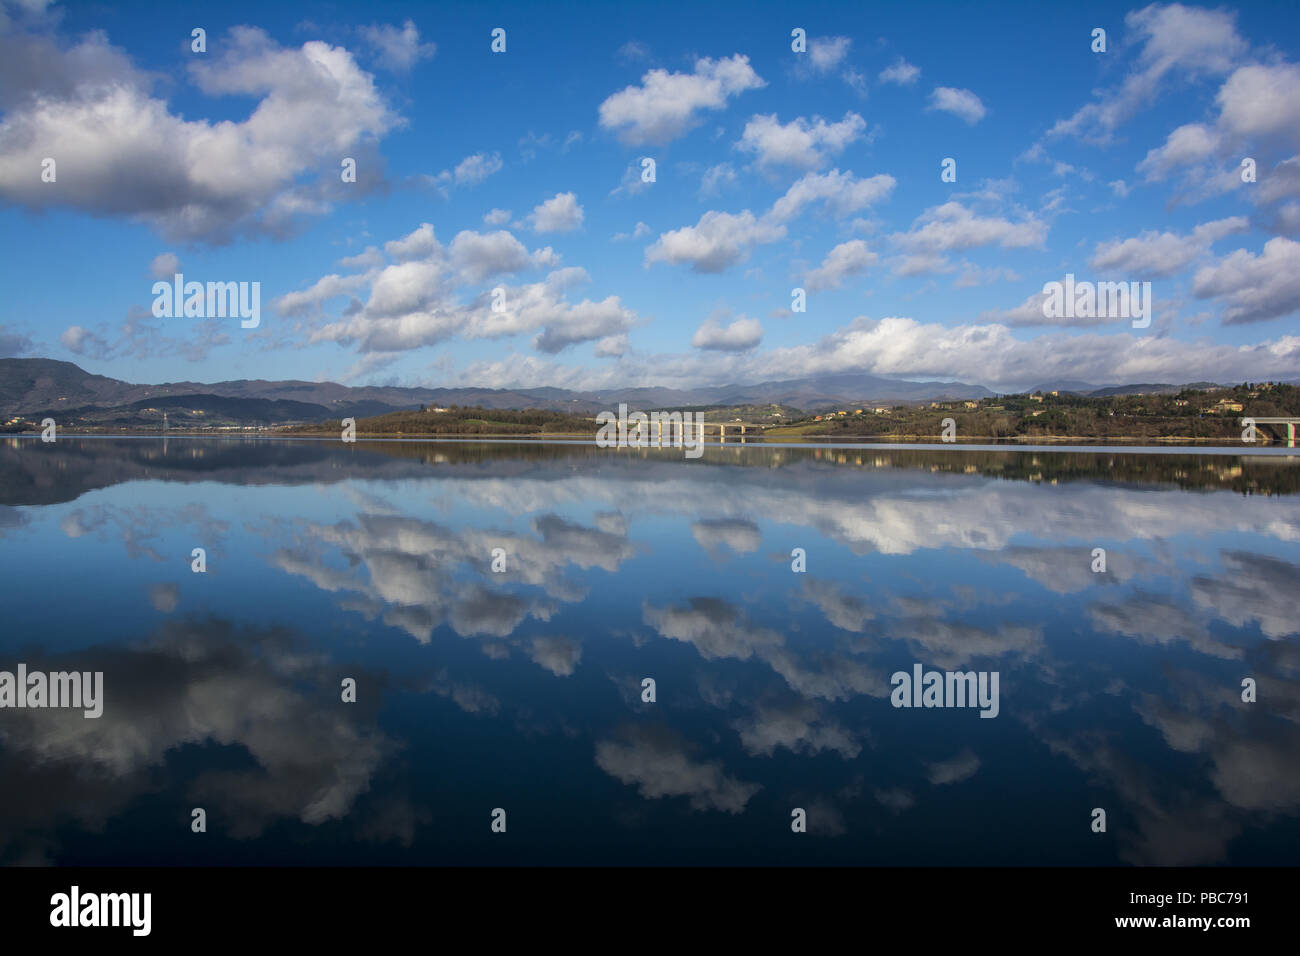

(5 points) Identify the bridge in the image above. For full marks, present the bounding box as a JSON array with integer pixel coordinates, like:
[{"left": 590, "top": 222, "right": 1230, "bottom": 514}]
[
  {"left": 1244, "top": 417, "right": 1300, "bottom": 447},
  {"left": 626, "top": 419, "right": 755, "bottom": 443}
]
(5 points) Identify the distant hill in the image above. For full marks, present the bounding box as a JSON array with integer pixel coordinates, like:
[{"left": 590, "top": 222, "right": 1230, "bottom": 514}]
[
  {"left": 0, "top": 358, "right": 995, "bottom": 425},
  {"left": 0, "top": 357, "right": 1277, "bottom": 428},
  {"left": 1030, "top": 381, "right": 1227, "bottom": 397}
]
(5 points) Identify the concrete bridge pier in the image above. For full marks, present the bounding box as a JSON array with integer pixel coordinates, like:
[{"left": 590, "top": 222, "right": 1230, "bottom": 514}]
[{"left": 1246, "top": 417, "right": 1300, "bottom": 448}]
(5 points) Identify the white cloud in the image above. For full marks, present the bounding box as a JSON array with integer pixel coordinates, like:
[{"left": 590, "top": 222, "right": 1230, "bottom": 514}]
[
  {"left": 597, "top": 54, "right": 765, "bottom": 145},
  {"left": 699, "top": 162, "right": 737, "bottom": 197},
  {"left": 450, "top": 229, "right": 553, "bottom": 283},
  {"left": 927, "top": 86, "right": 986, "bottom": 124},
  {"left": 1192, "top": 237, "right": 1300, "bottom": 324},
  {"left": 734, "top": 701, "right": 860, "bottom": 759},
  {"left": 274, "top": 272, "right": 372, "bottom": 317},
  {"left": 594, "top": 333, "right": 629, "bottom": 357},
  {"left": 359, "top": 19, "right": 435, "bottom": 71},
  {"left": 452, "top": 152, "right": 503, "bottom": 185},
  {"left": 735, "top": 111, "right": 866, "bottom": 171},
  {"left": 808, "top": 36, "right": 851, "bottom": 73},
  {"left": 60, "top": 324, "right": 107, "bottom": 356},
  {"left": 338, "top": 246, "right": 384, "bottom": 270},
  {"left": 979, "top": 286, "right": 1123, "bottom": 328},
  {"left": 879, "top": 57, "right": 920, "bottom": 86},
  {"left": 891, "top": 201, "right": 1046, "bottom": 254},
  {"left": 527, "top": 192, "right": 584, "bottom": 233},
  {"left": 528, "top": 636, "right": 582, "bottom": 677},
  {"left": 1132, "top": 61, "right": 1300, "bottom": 211},
  {"left": 616, "top": 40, "right": 651, "bottom": 63},
  {"left": 1138, "top": 123, "right": 1220, "bottom": 180},
  {"left": 383, "top": 222, "right": 438, "bottom": 261},
  {"left": 613, "top": 221, "right": 651, "bottom": 241},
  {"left": 0, "top": 27, "right": 399, "bottom": 242},
  {"left": 648, "top": 170, "right": 894, "bottom": 273},
  {"left": 803, "top": 239, "right": 877, "bottom": 291},
  {"left": 595, "top": 730, "right": 760, "bottom": 813},
  {"left": 766, "top": 168, "right": 896, "bottom": 224},
  {"left": 482, "top": 208, "right": 511, "bottom": 226},
  {"left": 1215, "top": 62, "right": 1300, "bottom": 145},
  {"left": 748, "top": 315, "right": 1300, "bottom": 388},
  {"left": 691, "top": 315, "right": 763, "bottom": 351},
  {"left": 926, "top": 750, "right": 981, "bottom": 785},
  {"left": 646, "top": 210, "right": 785, "bottom": 272},
  {"left": 149, "top": 252, "right": 180, "bottom": 279},
  {"left": 465, "top": 270, "right": 640, "bottom": 354},
  {"left": 1090, "top": 216, "right": 1249, "bottom": 278},
  {"left": 1048, "top": 3, "right": 1247, "bottom": 143}
]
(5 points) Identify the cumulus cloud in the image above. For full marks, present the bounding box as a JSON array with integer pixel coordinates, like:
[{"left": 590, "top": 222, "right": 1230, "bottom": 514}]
[
  {"left": 734, "top": 701, "right": 861, "bottom": 759},
  {"left": 806, "top": 35, "right": 851, "bottom": 73},
  {"left": 359, "top": 19, "right": 436, "bottom": 71},
  {"left": 0, "top": 26, "right": 398, "bottom": 242},
  {"left": 598, "top": 54, "right": 765, "bottom": 145},
  {"left": 452, "top": 152, "right": 503, "bottom": 185},
  {"left": 1090, "top": 216, "right": 1249, "bottom": 278},
  {"left": 879, "top": 57, "right": 920, "bottom": 86},
  {"left": 646, "top": 210, "right": 785, "bottom": 273},
  {"left": 384, "top": 221, "right": 439, "bottom": 261},
  {"left": 528, "top": 636, "right": 582, "bottom": 677},
  {"left": 927, "top": 87, "right": 986, "bottom": 124},
  {"left": 595, "top": 729, "right": 761, "bottom": 813},
  {"left": 1138, "top": 123, "right": 1221, "bottom": 180},
  {"left": 1048, "top": 3, "right": 1248, "bottom": 143},
  {"left": 691, "top": 315, "right": 763, "bottom": 351},
  {"left": 149, "top": 252, "right": 181, "bottom": 279},
  {"left": 274, "top": 271, "right": 373, "bottom": 317},
  {"left": 450, "top": 229, "right": 555, "bottom": 283},
  {"left": 699, "top": 162, "right": 737, "bottom": 197},
  {"left": 804, "top": 239, "right": 877, "bottom": 291},
  {"left": 467, "top": 270, "right": 639, "bottom": 354},
  {"left": 527, "top": 191, "right": 584, "bottom": 233},
  {"left": 979, "top": 285, "right": 1124, "bottom": 329},
  {"left": 926, "top": 749, "right": 981, "bottom": 785},
  {"left": 731, "top": 314, "right": 1300, "bottom": 391},
  {"left": 0, "top": 324, "right": 33, "bottom": 358},
  {"left": 1136, "top": 62, "right": 1300, "bottom": 210},
  {"left": 290, "top": 221, "right": 627, "bottom": 354},
  {"left": 735, "top": 111, "right": 866, "bottom": 171},
  {"left": 691, "top": 517, "right": 762, "bottom": 557},
  {"left": 612, "top": 221, "right": 651, "bottom": 241},
  {"left": 891, "top": 201, "right": 1046, "bottom": 255},
  {"left": 766, "top": 168, "right": 897, "bottom": 224},
  {"left": 1192, "top": 236, "right": 1300, "bottom": 323}
]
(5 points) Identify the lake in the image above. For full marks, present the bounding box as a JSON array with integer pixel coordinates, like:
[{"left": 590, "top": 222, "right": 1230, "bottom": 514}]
[{"left": 1, "top": 436, "right": 1298, "bottom": 865}]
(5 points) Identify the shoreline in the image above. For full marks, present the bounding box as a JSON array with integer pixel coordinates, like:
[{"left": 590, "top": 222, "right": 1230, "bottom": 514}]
[{"left": 6, "top": 429, "right": 1295, "bottom": 450}]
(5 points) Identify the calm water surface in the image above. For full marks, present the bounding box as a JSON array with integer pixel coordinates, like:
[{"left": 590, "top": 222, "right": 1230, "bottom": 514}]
[{"left": 1, "top": 437, "right": 1298, "bottom": 865}]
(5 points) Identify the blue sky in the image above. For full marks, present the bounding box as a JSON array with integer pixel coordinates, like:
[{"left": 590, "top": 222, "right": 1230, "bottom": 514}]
[{"left": 1, "top": 0, "right": 1298, "bottom": 391}]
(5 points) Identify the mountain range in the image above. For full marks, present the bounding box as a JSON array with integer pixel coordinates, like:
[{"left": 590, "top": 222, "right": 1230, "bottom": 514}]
[{"left": 0, "top": 357, "right": 1256, "bottom": 427}]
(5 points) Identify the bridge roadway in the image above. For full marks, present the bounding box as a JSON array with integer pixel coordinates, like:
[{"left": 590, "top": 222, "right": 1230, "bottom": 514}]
[{"left": 1243, "top": 417, "right": 1300, "bottom": 447}]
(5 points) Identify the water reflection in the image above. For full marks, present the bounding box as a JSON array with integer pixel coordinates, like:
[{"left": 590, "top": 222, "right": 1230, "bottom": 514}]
[{"left": 1, "top": 437, "right": 1297, "bottom": 865}]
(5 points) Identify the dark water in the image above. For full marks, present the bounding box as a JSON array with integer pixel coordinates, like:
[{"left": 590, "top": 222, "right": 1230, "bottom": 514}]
[{"left": 1, "top": 436, "right": 1298, "bottom": 866}]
